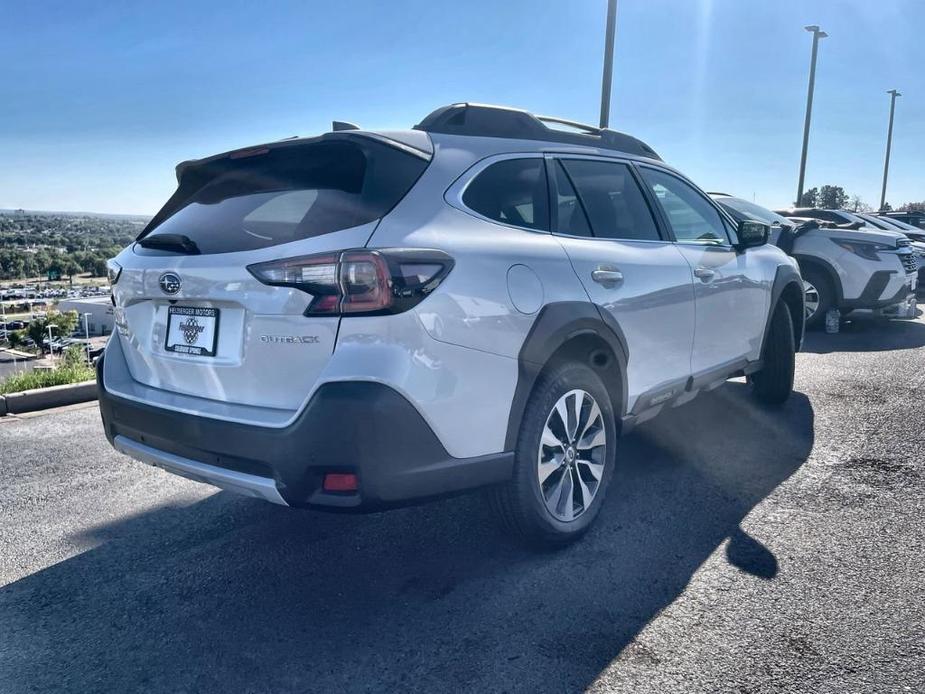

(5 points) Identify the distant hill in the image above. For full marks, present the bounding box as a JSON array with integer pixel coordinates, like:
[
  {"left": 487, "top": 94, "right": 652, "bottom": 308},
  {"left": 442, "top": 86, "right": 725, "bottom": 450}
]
[
  {"left": 0, "top": 210, "right": 150, "bottom": 281},
  {"left": 0, "top": 209, "right": 151, "bottom": 222}
]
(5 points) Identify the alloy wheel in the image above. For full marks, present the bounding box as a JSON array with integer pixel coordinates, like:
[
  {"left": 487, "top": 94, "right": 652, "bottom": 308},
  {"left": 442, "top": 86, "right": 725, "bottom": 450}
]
[
  {"left": 803, "top": 280, "right": 820, "bottom": 321},
  {"left": 537, "top": 389, "right": 607, "bottom": 522}
]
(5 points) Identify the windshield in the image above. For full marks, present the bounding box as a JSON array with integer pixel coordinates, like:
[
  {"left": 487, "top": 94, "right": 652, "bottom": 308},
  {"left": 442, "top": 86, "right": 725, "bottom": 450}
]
[
  {"left": 852, "top": 212, "right": 893, "bottom": 229},
  {"left": 142, "top": 138, "right": 428, "bottom": 254},
  {"left": 836, "top": 211, "right": 872, "bottom": 226},
  {"left": 878, "top": 216, "right": 921, "bottom": 231},
  {"left": 714, "top": 197, "right": 791, "bottom": 226}
]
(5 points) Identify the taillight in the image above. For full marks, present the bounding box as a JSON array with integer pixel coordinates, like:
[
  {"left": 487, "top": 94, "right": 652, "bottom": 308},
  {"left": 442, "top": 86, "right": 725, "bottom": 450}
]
[
  {"left": 247, "top": 249, "right": 454, "bottom": 316},
  {"left": 107, "top": 260, "right": 122, "bottom": 285}
]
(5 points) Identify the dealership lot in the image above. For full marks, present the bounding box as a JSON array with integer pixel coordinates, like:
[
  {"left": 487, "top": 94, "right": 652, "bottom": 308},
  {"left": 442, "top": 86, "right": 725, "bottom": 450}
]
[{"left": 2, "top": 319, "right": 924, "bottom": 693}]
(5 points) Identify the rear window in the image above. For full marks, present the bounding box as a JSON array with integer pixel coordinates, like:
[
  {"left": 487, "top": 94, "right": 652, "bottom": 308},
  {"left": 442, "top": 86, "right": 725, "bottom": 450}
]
[
  {"left": 462, "top": 158, "right": 549, "bottom": 231},
  {"left": 141, "top": 138, "right": 428, "bottom": 254}
]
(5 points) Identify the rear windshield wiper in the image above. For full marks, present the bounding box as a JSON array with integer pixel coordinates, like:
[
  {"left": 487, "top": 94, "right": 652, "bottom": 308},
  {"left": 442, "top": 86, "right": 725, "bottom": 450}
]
[{"left": 137, "top": 233, "right": 201, "bottom": 254}]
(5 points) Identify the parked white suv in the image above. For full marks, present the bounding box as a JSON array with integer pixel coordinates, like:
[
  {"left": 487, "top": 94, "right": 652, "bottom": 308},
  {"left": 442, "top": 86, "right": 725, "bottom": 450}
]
[
  {"left": 851, "top": 212, "right": 925, "bottom": 287},
  {"left": 715, "top": 197, "right": 918, "bottom": 327},
  {"left": 98, "top": 103, "right": 804, "bottom": 545}
]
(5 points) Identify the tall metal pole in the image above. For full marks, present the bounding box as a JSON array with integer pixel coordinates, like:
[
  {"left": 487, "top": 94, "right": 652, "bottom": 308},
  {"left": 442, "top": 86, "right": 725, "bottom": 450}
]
[
  {"left": 599, "top": 0, "right": 618, "bottom": 128},
  {"left": 796, "top": 25, "right": 827, "bottom": 205},
  {"left": 880, "top": 89, "right": 901, "bottom": 211},
  {"left": 47, "top": 325, "right": 56, "bottom": 362},
  {"left": 83, "top": 312, "right": 92, "bottom": 365}
]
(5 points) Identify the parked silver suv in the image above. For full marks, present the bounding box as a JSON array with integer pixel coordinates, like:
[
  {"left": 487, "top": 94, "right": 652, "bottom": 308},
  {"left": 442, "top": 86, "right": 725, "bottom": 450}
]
[{"left": 98, "top": 103, "right": 804, "bottom": 545}]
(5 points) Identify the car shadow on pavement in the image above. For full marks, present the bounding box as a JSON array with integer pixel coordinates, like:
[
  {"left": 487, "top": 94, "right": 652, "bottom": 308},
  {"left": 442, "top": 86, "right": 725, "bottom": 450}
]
[
  {"left": 0, "top": 384, "right": 813, "bottom": 693},
  {"left": 802, "top": 318, "right": 925, "bottom": 353}
]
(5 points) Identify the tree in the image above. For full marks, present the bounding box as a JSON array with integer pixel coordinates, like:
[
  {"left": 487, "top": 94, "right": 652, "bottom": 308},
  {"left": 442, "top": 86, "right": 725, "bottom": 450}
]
[
  {"left": 90, "top": 255, "right": 109, "bottom": 277},
  {"left": 818, "top": 185, "right": 849, "bottom": 210},
  {"left": 6, "top": 329, "right": 25, "bottom": 349},
  {"left": 62, "top": 258, "right": 81, "bottom": 285},
  {"left": 848, "top": 195, "right": 872, "bottom": 213},
  {"left": 798, "top": 187, "right": 819, "bottom": 207},
  {"left": 27, "top": 311, "right": 80, "bottom": 354},
  {"left": 62, "top": 344, "right": 87, "bottom": 367},
  {"left": 900, "top": 201, "right": 925, "bottom": 212}
]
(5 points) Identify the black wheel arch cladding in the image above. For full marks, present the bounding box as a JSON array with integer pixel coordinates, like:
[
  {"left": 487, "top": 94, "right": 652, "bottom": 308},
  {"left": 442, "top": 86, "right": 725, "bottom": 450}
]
[
  {"left": 761, "top": 264, "right": 805, "bottom": 356},
  {"left": 505, "top": 302, "right": 628, "bottom": 451},
  {"left": 793, "top": 254, "right": 843, "bottom": 305}
]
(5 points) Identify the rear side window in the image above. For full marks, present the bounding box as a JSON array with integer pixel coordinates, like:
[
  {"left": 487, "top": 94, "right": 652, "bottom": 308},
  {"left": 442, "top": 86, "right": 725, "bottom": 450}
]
[
  {"left": 462, "top": 158, "right": 549, "bottom": 231},
  {"left": 142, "top": 138, "right": 428, "bottom": 254},
  {"left": 559, "top": 159, "right": 661, "bottom": 241}
]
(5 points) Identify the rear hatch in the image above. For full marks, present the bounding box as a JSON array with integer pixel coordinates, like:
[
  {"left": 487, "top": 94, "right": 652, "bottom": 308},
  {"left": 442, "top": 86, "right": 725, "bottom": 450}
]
[{"left": 111, "top": 135, "right": 429, "bottom": 413}]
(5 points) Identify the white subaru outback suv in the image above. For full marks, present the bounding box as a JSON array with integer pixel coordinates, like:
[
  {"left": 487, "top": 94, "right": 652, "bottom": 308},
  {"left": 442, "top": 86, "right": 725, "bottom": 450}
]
[{"left": 99, "top": 103, "right": 804, "bottom": 546}]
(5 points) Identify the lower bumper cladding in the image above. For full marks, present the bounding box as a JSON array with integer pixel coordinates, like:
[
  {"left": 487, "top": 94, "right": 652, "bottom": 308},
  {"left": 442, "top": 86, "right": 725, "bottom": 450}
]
[
  {"left": 114, "top": 435, "right": 288, "bottom": 505},
  {"left": 97, "top": 357, "right": 513, "bottom": 510}
]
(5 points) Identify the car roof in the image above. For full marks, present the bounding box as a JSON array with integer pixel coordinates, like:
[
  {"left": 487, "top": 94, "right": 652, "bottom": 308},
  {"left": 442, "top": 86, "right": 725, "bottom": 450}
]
[{"left": 173, "top": 105, "right": 669, "bottom": 185}]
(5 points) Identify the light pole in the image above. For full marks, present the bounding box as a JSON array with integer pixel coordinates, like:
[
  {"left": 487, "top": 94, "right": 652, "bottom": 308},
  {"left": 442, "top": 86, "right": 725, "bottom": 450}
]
[
  {"left": 47, "top": 324, "right": 57, "bottom": 362},
  {"left": 879, "top": 89, "right": 902, "bottom": 211},
  {"left": 599, "top": 0, "right": 618, "bottom": 128},
  {"left": 796, "top": 25, "right": 828, "bottom": 206},
  {"left": 82, "top": 312, "right": 92, "bottom": 364}
]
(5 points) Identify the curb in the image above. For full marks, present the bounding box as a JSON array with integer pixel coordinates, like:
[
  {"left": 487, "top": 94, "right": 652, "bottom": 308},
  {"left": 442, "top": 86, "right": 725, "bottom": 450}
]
[{"left": 0, "top": 381, "right": 98, "bottom": 416}]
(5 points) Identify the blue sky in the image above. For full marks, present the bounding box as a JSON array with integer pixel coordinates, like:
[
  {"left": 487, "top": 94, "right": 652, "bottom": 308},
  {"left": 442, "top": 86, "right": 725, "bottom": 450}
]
[{"left": 2, "top": 0, "right": 922, "bottom": 215}]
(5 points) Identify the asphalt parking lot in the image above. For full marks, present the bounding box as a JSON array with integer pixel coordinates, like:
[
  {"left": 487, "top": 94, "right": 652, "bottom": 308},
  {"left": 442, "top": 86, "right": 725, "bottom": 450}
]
[{"left": 2, "top": 318, "right": 924, "bottom": 693}]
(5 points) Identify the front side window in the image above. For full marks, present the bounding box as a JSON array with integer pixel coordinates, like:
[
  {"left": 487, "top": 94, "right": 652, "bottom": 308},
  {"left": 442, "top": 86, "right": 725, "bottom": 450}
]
[
  {"left": 462, "top": 158, "right": 549, "bottom": 231},
  {"left": 639, "top": 168, "right": 729, "bottom": 245},
  {"left": 559, "top": 159, "right": 661, "bottom": 241}
]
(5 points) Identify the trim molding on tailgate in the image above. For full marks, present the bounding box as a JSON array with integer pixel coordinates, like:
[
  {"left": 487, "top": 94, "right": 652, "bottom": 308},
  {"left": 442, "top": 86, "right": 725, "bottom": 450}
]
[{"left": 113, "top": 435, "right": 288, "bottom": 506}]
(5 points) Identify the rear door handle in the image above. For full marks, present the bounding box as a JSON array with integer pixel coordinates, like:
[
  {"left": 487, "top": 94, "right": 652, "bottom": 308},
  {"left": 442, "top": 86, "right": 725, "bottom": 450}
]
[
  {"left": 694, "top": 267, "right": 715, "bottom": 282},
  {"left": 591, "top": 267, "right": 624, "bottom": 287}
]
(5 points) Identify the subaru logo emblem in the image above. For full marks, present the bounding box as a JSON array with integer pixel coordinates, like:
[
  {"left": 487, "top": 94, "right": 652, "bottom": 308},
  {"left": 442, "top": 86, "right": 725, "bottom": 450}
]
[{"left": 158, "top": 272, "right": 181, "bottom": 295}]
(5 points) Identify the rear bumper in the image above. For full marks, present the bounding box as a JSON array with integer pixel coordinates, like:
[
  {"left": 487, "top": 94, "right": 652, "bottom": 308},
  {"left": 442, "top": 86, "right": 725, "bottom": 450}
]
[{"left": 97, "top": 358, "right": 513, "bottom": 510}]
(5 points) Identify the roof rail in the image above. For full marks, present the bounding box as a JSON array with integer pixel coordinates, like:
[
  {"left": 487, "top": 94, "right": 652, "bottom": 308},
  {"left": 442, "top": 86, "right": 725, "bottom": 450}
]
[{"left": 413, "top": 103, "right": 661, "bottom": 161}]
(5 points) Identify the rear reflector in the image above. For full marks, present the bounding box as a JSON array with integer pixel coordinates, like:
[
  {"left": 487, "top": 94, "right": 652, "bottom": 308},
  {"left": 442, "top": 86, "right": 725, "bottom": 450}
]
[{"left": 323, "top": 473, "right": 358, "bottom": 492}]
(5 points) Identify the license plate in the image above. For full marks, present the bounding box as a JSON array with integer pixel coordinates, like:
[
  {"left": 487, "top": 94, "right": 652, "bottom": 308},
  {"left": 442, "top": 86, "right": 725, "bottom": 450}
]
[{"left": 165, "top": 306, "right": 219, "bottom": 356}]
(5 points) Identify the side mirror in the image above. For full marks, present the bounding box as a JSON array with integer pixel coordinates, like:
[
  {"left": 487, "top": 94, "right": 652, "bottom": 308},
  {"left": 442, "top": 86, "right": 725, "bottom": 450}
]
[{"left": 735, "top": 220, "right": 769, "bottom": 250}]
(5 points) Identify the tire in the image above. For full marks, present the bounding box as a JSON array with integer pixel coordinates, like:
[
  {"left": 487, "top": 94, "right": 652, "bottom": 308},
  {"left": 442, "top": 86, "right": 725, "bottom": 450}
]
[
  {"left": 750, "top": 301, "right": 795, "bottom": 406},
  {"left": 801, "top": 266, "right": 834, "bottom": 330},
  {"left": 491, "top": 361, "right": 617, "bottom": 548}
]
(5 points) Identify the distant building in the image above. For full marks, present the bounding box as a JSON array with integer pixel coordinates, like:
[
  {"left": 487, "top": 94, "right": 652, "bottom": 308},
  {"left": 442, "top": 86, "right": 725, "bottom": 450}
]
[{"left": 57, "top": 296, "right": 114, "bottom": 336}]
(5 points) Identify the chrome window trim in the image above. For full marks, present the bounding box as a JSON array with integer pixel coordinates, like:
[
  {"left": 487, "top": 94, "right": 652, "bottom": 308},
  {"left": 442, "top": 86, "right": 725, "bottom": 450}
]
[
  {"left": 551, "top": 232, "right": 675, "bottom": 245},
  {"left": 444, "top": 152, "right": 552, "bottom": 235},
  {"left": 673, "top": 240, "right": 736, "bottom": 251}
]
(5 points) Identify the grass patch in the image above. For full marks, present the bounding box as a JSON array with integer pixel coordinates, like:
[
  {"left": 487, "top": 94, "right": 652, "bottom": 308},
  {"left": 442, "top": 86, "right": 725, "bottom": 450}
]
[{"left": 0, "top": 364, "right": 95, "bottom": 394}]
